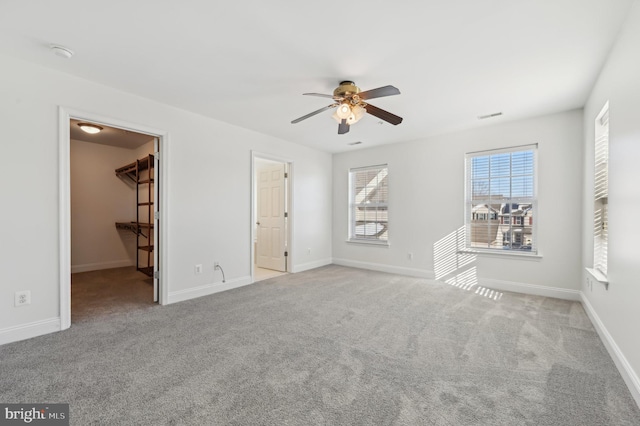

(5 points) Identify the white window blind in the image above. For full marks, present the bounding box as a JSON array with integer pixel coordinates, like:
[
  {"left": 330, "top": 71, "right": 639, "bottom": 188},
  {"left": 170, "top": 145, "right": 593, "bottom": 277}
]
[
  {"left": 594, "top": 104, "right": 609, "bottom": 276},
  {"left": 465, "top": 145, "right": 537, "bottom": 253},
  {"left": 349, "top": 165, "right": 388, "bottom": 243}
]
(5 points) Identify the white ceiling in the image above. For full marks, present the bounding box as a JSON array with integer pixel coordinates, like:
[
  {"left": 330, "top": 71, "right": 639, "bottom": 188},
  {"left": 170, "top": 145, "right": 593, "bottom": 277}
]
[{"left": 0, "top": 0, "right": 634, "bottom": 153}]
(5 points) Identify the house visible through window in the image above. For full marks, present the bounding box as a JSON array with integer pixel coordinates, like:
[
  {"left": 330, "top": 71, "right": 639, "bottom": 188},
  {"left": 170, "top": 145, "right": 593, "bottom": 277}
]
[
  {"left": 465, "top": 145, "right": 537, "bottom": 253},
  {"left": 593, "top": 102, "right": 609, "bottom": 276},
  {"left": 349, "top": 165, "right": 388, "bottom": 243}
]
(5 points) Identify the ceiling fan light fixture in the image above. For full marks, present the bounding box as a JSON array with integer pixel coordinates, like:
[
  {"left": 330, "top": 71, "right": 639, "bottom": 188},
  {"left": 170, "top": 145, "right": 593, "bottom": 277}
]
[
  {"left": 78, "top": 122, "right": 103, "bottom": 134},
  {"left": 348, "top": 105, "right": 366, "bottom": 124},
  {"left": 336, "top": 103, "right": 352, "bottom": 119},
  {"left": 292, "top": 81, "right": 402, "bottom": 133}
]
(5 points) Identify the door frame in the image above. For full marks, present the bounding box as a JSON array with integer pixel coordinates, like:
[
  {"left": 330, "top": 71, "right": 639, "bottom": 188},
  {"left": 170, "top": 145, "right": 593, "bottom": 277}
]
[
  {"left": 58, "top": 107, "right": 170, "bottom": 330},
  {"left": 250, "top": 151, "right": 293, "bottom": 282}
]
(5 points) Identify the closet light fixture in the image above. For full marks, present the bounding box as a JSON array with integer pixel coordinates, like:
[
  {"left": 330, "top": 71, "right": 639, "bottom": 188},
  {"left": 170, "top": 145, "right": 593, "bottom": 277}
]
[{"left": 78, "top": 123, "right": 103, "bottom": 134}]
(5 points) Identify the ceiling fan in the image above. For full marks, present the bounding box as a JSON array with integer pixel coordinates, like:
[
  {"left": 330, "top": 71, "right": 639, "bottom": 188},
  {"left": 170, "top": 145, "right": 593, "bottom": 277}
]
[{"left": 291, "top": 81, "right": 403, "bottom": 134}]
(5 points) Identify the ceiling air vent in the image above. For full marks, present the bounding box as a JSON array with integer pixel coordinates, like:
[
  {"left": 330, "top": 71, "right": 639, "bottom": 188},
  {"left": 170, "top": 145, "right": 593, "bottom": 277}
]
[{"left": 478, "top": 112, "right": 503, "bottom": 120}]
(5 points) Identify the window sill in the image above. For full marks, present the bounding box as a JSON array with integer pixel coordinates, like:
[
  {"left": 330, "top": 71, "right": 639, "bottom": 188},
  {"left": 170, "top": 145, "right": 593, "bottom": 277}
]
[
  {"left": 346, "top": 239, "right": 390, "bottom": 247},
  {"left": 457, "top": 249, "right": 542, "bottom": 260},
  {"left": 586, "top": 268, "right": 609, "bottom": 288}
]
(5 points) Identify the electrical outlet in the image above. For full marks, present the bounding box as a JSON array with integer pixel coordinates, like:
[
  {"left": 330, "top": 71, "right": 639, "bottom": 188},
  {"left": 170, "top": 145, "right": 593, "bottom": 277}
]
[
  {"left": 307, "top": 248, "right": 311, "bottom": 255},
  {"left": 214, "top": 261, "right": 220, "bottom": 269},
  {"left": 408, "top": 252, "right": 414, "bottom": 260},
  {"left": 195, "top": 264, "right": 203, "bottom": 274},
  {"left": 15, "top": 291, "right": 31, "bottom": 307}
]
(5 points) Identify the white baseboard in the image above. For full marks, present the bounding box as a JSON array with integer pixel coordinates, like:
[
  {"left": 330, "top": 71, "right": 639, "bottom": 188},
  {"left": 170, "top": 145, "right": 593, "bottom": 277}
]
[
  {"left": 291, "top": 258, "right": 332, "bottom": 273},
  {"left": 480, "top": 278, "right": 581, "bottom": 301},
  {"left": 332, "top": 258, "right": 435, "bottom": 279},
  {"left": 0, "top": 317, "right": 61, "bottom": 346},
  {"left": 331, "top": 259, "right": 580, "bottom": 301},
  {"left": 581, "top": 293, "right": 640, "bottom": 408},
  {"left": 166, "top": 275, "right": 252, "bottom": 304},
  {"left": 71, "top": 259, "right": 134, "bottom": 274}
]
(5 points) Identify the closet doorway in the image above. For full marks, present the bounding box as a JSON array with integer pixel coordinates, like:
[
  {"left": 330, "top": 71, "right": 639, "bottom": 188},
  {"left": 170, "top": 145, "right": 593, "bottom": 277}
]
[
  {"left": 252, "top": 153, "right": 291, "bottom": 282},
  {"left": 59, "top": 108, "right": 166, "bottom": 329}
]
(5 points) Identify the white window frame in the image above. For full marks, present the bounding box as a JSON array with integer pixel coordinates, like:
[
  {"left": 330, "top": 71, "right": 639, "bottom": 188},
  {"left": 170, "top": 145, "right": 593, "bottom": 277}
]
[
  {"left": 348, "top": 164, "right": 389, "bottom": 245},
  {"left": 464, "top": 144, "right": 538, "bottom": 255},
  {"left": 592, "top": 102, "right": 609, "bottom": 279}
]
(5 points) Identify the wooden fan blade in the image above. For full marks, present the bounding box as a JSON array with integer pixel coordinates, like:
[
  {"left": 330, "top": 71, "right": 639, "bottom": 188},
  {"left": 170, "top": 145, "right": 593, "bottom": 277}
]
[
  {"left": 338, "top": 119, "right": 350, "bottom": 134},
  {"left": 357, "top": 85, "right": 400, "bottom": 100},
  {"left": 303, "top": 93, "right": 343, "bottom": 100},
  {"left": 364, "top": 103, "right": 403, "bottom": 125},
  {"left": 291, "top": 104, "right": 337, "bottom": 124}
]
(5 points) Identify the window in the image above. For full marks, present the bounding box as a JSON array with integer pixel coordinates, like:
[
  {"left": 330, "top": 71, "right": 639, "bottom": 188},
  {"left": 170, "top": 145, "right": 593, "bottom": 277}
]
[
  {"left": 465, "top": 145, "right": 537, "bottom": 253},
  {"left": 349, "top": 165, "right": 388, "bottom": 244},
  {"left": 593, "top": 103, "right": 609, "bottom": 276}
]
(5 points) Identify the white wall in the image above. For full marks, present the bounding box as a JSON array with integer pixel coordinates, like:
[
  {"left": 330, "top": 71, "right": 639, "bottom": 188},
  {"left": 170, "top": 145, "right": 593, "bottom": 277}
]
[
  {"left": 581, "top": 0, "right": 640, "bottom": 404},
  {"left": 333, "top": 110, "right": 584, "bottom": 299},
  {"left": 70, "top": 139, "right": 137, "bottom": 272},
  {"left": 0, "top": 55, "right": 332, "bottom": 341}
]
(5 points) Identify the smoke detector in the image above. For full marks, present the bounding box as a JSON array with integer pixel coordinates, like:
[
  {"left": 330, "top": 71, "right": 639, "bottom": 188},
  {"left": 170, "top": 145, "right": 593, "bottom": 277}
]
[{"left": 50, "top": 45, "right": 74, "bottom": 59}]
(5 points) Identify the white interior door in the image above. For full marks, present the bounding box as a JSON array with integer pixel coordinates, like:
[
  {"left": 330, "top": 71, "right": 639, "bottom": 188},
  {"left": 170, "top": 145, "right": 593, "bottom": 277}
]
[{"left": 256, "top": 163, "right": 286, "bottom": 271}]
